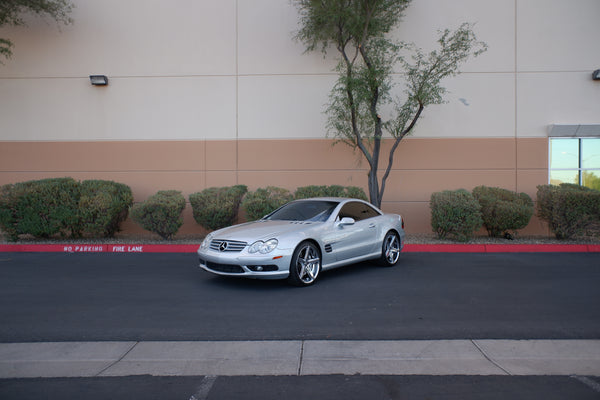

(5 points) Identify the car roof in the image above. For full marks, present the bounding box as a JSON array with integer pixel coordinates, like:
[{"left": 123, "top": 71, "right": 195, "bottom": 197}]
[
  {"left": 294, "top": 197, "right": 363, "bottom": 203},
  {"left": 292, "top": 198, "right": 384, "bottom": 216}
]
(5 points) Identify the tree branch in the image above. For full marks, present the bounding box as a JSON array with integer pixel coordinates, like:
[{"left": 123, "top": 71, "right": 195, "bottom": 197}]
[
  {"left": 339, "top": 43, "right": 374, "bottom": 167},
  {"left": 379, "top": 103, "right": 423, "bottom": 201}
]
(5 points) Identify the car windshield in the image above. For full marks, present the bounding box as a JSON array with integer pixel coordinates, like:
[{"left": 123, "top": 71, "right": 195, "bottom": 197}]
[{"left": 265, "top": 200, "right": 339, "bottom": 222}]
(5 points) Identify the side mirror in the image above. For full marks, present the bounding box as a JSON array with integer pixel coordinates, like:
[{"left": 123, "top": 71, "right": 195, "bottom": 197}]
[{"left": 337, "top": 217, "right": 355, "bottom": 227}]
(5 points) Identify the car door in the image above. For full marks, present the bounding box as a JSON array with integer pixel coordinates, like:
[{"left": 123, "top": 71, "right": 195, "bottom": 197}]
[{"left": 331, "top": 201, "right": 381, "bottom": 261}]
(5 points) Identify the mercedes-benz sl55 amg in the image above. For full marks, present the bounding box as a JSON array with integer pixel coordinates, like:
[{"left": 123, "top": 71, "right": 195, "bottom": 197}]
[{"left": 198, "top": 198, "right": 405, "bottom": 286}]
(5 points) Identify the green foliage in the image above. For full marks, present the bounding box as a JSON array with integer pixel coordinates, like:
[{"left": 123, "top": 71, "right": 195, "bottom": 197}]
[
  {"left": 0, "top": 178, "right": 133, "bottom": 241},
  {"left": 472, "top": 186, "right": 534, "bottom": 237},
  {"left": 0, "top": 38, "right": 12, "bottom": 60},
  {"left": 241, "top": 187, "right": 293, "bottom": 221},
  {"left": 398, "top": 24, "right": 488, "bottom": 118},
  {"left": 294, "top": 0, "right": 486, "bottom": 207},
  {"left": 189, "top": 185, "right": 248, "bottom": 231},
  {"left": 0, "top": 0, "right": 74, "bottom": 62},
  {"left": 294, "top": 185, "right": 368, "bottom": 200},
  {"left": 295, "top": 185, "right": 342, "bottom": 199},
  {"left": 0, "top": 178, "right": 80, "bottom": 240},
  {"left": 16, "top": 177, "right": 80, "bottom": 238},
  {"left": 583, "top": 171, "right": 600, "bottom": 191},
  {"left": 0, "top": 184, "right": 18, "bottom": 240},
  {"left": 430, "top": 189, "right": 483, "bottom": 242},
  {"left": 344, "top": 186, "right": 369, "bottom": 201},
  {"left": 78, "top": 180, "right": 133, "bottom": 237},
  {"left": 294, "top": 0, "right": 410, "bottom": 54},
  {"left": 130, "top": 191, "right": 186, "bottom": 240},
  {"left": 536, "top": 184, "right": 600, "bottom": 239}
]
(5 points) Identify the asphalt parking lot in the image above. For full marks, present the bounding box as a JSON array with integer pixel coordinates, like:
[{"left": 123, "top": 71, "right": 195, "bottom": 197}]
[
  {"left": 1, "top": 252, "right": 599, "bottom": 342},
  {"left": 2, "top": 375, "right": 600, "bottom": 400},
  {"left": 0, "top": 251, "right": 599, "bottom": 399}
]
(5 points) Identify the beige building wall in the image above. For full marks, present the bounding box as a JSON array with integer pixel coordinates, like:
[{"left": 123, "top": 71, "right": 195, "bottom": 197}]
[{"left": 1, "top": 0, "right": 599, "bottom": 235}]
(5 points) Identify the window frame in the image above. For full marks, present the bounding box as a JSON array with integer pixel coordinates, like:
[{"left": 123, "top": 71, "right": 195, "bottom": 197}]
[
  {"left": 336, "top": 201, "right": 381, "bottom": 222},
  {"left": 548, "top": 136, "right": 600, "bottom": 188}
]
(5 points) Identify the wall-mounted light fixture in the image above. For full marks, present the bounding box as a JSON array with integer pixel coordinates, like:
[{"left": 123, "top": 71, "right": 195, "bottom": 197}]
[
  {"left": 593, "top": 69, "right": 600, "bottom": 81},
  {"left": 89, "top": 75, "right": 108, "bottom": 86}
]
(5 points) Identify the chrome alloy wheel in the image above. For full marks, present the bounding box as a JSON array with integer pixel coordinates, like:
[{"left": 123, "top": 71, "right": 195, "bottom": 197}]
[
  {"left": 289, "top": 242, "right": 321, "bottom": 286},
  {"left": 382, "top": 231, "right": 401, "bottom": 266}
]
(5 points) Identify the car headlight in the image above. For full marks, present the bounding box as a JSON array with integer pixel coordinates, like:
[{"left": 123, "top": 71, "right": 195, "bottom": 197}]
[
  {"left": 248, "top": 239, "right": 278, "bottom": 254},
  {"left": 200, "top": 233, "right": 213, "bottom": 251}
]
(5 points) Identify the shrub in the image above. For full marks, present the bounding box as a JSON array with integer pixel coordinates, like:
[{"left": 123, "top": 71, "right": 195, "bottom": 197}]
[
  {"left": 537, "top": 184, "right": 600, "bottom": 239},
  {"left": 78, "top": 180, "right": 133, "bottom": 237},
  {"left": 295, "top": 185, "right": 338, "bottom": 199},
  {"left": 241, "top": 186, "right": 293, "bottom": 221},
  {"left": 0, "top": 183, "right": 20, "bottom": 241},
  {"left": 472, "top": 186, "right": 534, "bottom": 237},
  {"left": 0, "top": 178, "right": 134, "bottom": 241},
  {"left": 294, "top": 185, "right": 368, "bottom": 201},
  {"left": 130, "top": 190, "right": 186, "bottom": 240},
  {"left": 0, "top": 178, "right": 81, "bottom": 240},
  {"left": 430, "top": 189, "right": 483, "bottom": 242},
  {"left": 344, "top": 186, "right": 369, "bottom": 201},
  {"left": 189, "top": 185, "right": 248, "bottom": 230}
]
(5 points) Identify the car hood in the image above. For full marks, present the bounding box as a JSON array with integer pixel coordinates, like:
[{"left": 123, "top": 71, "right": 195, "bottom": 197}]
[{"left": 212, "top": 220, "right": 319, "bottom": 242}]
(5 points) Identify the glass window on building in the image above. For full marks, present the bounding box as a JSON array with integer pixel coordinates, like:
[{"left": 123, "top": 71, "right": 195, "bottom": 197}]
[{"left": 549, "top": 138, "right": 600, "bottom": 191}]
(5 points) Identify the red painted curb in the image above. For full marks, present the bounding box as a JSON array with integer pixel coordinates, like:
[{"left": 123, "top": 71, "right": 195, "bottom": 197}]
[
  {"left": 403, "top": 244, "right": 486, "bottom": 253},
  {"left": 0, "top": 244, "right": 199, "bottom": 253},
  {"left": 0, "top": 243, "right": 598, "bottom": 253},
  {"left": 403, "top": 244, "right": 599, "bottom": 253},
  {"left": 483, "top": 244, "right": 591, "bottom": 253},
  {"left": 588, "top": 245, "right": 600, "bottom": 252}
]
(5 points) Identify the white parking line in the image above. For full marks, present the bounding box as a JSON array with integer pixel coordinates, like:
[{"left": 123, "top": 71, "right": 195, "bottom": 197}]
[
  {"left": 571, "top": 375, "right": 600, "bottom": 393},
  {"left": 189, "top": 375, "right": 217, "bottom": 400}
]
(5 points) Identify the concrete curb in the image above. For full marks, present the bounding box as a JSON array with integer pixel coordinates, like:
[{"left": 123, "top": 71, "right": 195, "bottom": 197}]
[
  {"left": 0, "top": 243, "right": 599, "bottom": 253},
  {"left": 1, "top": 340, "right": 599, "bottom": 378}
]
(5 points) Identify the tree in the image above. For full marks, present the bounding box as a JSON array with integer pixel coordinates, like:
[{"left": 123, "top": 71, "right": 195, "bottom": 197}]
[
  {"left": 583, "top": 171, "right": 600, "bottom": 191},
  {"left": 293, "top": 0, "right": 487, "bottom": 207},
  {"left": 0, "top": 0, "right": 74, "bottom": 62}
]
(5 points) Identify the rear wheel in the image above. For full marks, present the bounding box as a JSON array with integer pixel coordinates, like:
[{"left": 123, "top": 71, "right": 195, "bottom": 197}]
[
  {"left": 380, "top": 231, "right": 401, "bottom": 266},
  {"left": 288, "top": 241, "right": 321, "bottom": 286}
]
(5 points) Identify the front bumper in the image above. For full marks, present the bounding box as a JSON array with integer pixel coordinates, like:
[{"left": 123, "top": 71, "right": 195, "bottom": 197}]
[{"left": 197, "top": 249, "right": 292, "bottom": 280}]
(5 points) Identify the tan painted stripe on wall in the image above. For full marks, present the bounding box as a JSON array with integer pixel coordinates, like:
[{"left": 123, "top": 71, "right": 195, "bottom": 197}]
[
  {"left": 238, "top": 138, "right": 521, "bottom": 171},
  {"left": 0, "top": 138, "right": 548, "bottom": 234}
]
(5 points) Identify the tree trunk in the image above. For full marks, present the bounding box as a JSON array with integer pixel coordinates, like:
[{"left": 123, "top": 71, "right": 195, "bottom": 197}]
[{"left": 368, "top": 167, "right": 381, "bottom": 208}]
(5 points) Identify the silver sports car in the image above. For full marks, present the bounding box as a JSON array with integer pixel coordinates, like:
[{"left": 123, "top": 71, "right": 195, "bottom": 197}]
[{"left": 197, "top": 197, "right": 405, "bottom": 286}]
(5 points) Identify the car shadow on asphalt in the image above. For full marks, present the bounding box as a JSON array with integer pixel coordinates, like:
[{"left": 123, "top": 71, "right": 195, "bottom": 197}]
[{"left": 200, "top": 260, "right": 388, "bottom": 291}]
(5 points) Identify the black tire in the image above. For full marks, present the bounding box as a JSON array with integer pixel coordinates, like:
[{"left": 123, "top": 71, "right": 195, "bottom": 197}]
[
  {"left": 288, "top": 241, "right": 321, "bottom": 287},
  {"left": 380, "top": 231, "right": 401, "bottom": 267}
]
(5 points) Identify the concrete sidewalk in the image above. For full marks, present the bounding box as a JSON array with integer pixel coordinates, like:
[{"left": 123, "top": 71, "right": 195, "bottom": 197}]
[{"left": 1, "top": 340, "right": 599, "bottom": 378}]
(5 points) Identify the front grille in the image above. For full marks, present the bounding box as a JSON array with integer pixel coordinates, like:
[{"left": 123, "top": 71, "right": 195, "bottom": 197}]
[
  {"left": 204, "top": 260, "right": 244, "bottom": 274},
  {"left": 209, "top": 239, "right": 247, "bottom": 252}
]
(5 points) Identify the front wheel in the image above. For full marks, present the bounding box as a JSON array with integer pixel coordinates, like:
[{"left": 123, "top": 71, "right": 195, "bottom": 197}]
[
  {"left": 288, "top": 241, "right": 321, "bottom": 287},
  {"left": 380, "top": 231, "right": 401, "bottom": 267}
]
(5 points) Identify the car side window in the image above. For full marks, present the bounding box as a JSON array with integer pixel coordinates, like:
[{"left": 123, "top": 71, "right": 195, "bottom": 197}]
[{"left": 337, "top": 202, "right": 380, "bottom": 222}]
